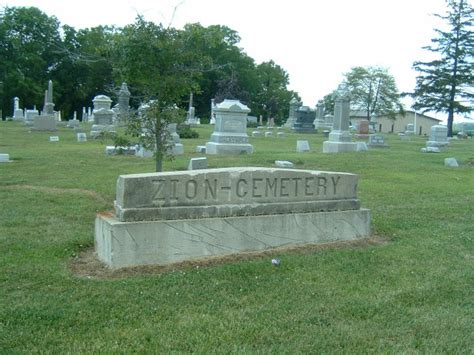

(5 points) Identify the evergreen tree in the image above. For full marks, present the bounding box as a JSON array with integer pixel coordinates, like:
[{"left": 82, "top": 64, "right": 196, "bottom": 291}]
[{"left": 410, "top": 0, "right": 473, "bottom": 136}]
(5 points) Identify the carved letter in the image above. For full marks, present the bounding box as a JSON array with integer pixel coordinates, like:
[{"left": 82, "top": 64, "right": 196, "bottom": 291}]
[
  {"left": 151, "top": 179, "right": 166, "bottom": 203},
  {"left": 265, "top": 178, "right": 277, "bottom": 197},
  {"left": 292, "top": 177, "right": 302, "bottom": 196},
  {"left": 252, "top": 178, "right": 263, "bottom": 197},
  {"left": 317, "top": 177, "right": 327, "bottom": 195},
  {"left": 204, "top": 179, "right": 217, "bottom": 200},
  {"left": 236, "top": 179, "right": 248, "bottom": 198},
  {"left": 331, "top": 176, "right": 341, "bottom": 195},
  {"left": 305, "top": 177, "right": 314, "bottom": 196},
  {"left": 170, "top": 179, "right": 179, "bottom": 200},
  {"left": 185, "top": 180, "right": 197, "bottom": 199},
  {"left": 280, "top": 178, "right": 290, "bottom": 197}
]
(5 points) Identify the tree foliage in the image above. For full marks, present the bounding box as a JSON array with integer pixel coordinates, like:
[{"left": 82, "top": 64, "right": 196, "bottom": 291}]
[
  {"left": 409, "top": 0, "right": 473, "bottom": 136},
  {"left": 344, "top": 66, "right": 403, "bottom": 120}
]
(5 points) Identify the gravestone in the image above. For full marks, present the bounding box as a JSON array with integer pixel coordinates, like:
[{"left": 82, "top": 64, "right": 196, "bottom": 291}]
[
  {"left": 90, "top": 95, "right": 116, "bottom": 138},
  {"left": 292, "top": 106, "right": 316, "bottom": 133},
  {"left": 265, "top": 131, "right": 273, "bottom": 137},
  {"left": 76, "top": 133, "right": 87, "bottom": 142},
  {"left": 185, "top": 92, "right": 199, "bottom": 125},
  {"left": 49, "top": 136, "right": 59, "bottom": 142},
  {"left": 444, "top": 157, "right": 459, "bottom": 167},
  {"left": 323, "top": 84, "right": 357, "bottom": 153},
  {"left": 210, "top": 99, "right": 216, "bottom": 124},
  {"left": 0, "top": 154, "right": 11, "bottom": 162},
  {"left": 205, "top": 99, "right": 253, "bottom": 155},
  {"left": 252, "top": 131, "right": 262, "bottom": 137},
  {"left": 136, "top": 146, "right": 154, "bottom": 158},
  {"left": 313, "top": 100, "right": 326, "bottom": 129},
  {"left": 277, "top": 132, "right": 286, "bottom": 138},
  {"left": 168, "top": 123, "right": 184, "bottom": 155},
  {"left": 297, "top": 140, "right": 310, "bottom": 152},
  {"left": 405, "top": 123, "right": 415, "bottom": 136},
  {"left": 188, "top": 157, "right": 208, "bottom": 170},
  {"left": 368, "top": 134, "right": 389, "bottom": 148},
  {"left": 32, "top": 81, "right": 57, "bottom": 131},
  {"left": 13, "top": 97, "right": 24, "bottom": 120},
  {"left": 275, "top": 160, "right": 294, "bottom": 168},
  {"left": 117, "top": 82, "right": 131, "bottom": 124},
  {"left": 95, "top": 167, "right": 371, "bottom": 268},
  {"left": 421, "top": 147, "right": 440, "bottom": 153},
  {"left": 356, "top": 142, "right": 368, "bottom": 151},
  {"left": 284, "top": 97, "right": 301, "bottom": 128},
  {"left": 426, "top": 125, "right": 449, "bottom": 148},
  {"left": 356, "top": 120, "right": 370, "bottom": 138},
  {"left": 196, "top": 145, "right": 206, "bottom": 153}
]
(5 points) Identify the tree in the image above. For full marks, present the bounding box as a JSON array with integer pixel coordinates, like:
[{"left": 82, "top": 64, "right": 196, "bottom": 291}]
[
  {"left": 344, "top": 66, "right": 403, "bottom": 120},
  {"left": 0, "top": 6, "right": 62, "bottom": 116},
  {"left": 116, "top": 17, "right": 202, "bottom": 171},
  {"left": 409, "top": 0, "right": 473, "bottom": 137},
  {"left": 252, "top": 60, "right": 296, "bottom": 125}
]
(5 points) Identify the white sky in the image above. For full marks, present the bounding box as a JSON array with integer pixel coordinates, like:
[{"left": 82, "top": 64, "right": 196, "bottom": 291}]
[{"left": 3, "top": 0, "right": 454, "bottom": 120}]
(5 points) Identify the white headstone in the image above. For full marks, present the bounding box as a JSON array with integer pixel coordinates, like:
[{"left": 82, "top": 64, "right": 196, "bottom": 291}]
[
  {"left": 444, "top": 157, "right": 459, "bottom": 167},
  {"left": 188, "top": 157, "right": 208, "bottom": 170},
  {"left": 0, "top": 154, "right": 11, "bottom": 162},
  {"left": 265, "top": 131, "right": 273, "bottom": 137},
  {"left": 275, "top": 160, "right": 294, "bottom": 168},
  {"left": 49, "top": 136, "right": 59, "bottom": 142},
  {"left": 297, "top": 140, "right": 310, "bottom": 152},
  {"left": 76, "top": 133, "right": 87, "bottom": 142}
]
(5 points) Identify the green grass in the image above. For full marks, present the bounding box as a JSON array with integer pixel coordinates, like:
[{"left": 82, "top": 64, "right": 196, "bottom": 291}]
[{"left": 0, "top": 121, "right": 473, "bottom": 352}]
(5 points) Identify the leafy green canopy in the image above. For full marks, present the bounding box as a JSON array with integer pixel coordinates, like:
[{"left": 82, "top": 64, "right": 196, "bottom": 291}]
[
  {"left": 345, "top": 66, "right": 403, "bottom": 120},
  {"left": 409, "top": 0, "right": 473, "bottom": 136}
]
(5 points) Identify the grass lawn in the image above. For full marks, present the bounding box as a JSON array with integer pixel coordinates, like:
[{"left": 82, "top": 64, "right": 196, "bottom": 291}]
[{"left": 0, "top": 121, "right": 473, "bottom": 352}]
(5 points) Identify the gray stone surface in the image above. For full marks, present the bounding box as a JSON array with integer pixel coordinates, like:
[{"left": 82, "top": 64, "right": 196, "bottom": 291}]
[
  {"left": 421, "top": 147, "right": 441, "bottom": 153},
  {"left": 0, "top": 154, "right": 11, "bottom": 162},
  {"left": 426, "top": 125, "right": 449, "bottom": 148},
  {"left": 188, "top": 157, "right": 208, "bottom": 170},
  {"left": 265, "top": 131, "right": 273, "bottom": 137},
  {"left": 96, "top": 167, "right": 371, "bottom": 268},
  {"left": 95, "top": 208, "right": 371, "bottom": 269},
  {"left": 297, "top": 140, "right": 310, "bottom": 152},
  {"left": 444, "top": 157, "right": 459, "bottom": 167},
  {"left": 49, "top": 136, "right": 59, "bottom": 142},
  {"left": 277, "top": 132, "right": 286, "bottom": 138},
  {"left": 76, "top": 133, "right": 87, "bottom": 142},
  {"left": 284, "top": 97, "right": 301, "bottom": 128},
  {"left": 136, "top": 147, "right": 153, "bottom": 158},
  {"left": 252, "top": 131, "right": 262, "bottom": 137},
  {"left": 323, "top": 84, "right": 357, "bottom": 153},
  {"left": 196, "top": 145, "right": 206, "bottom": 153},
  {"left": 356, "top": 142, "right": 368, "bottom": 151},
  {"left": 114, "top": 167, "right": 360, "bottom": 222},
  {"left": 105, "top": 145, "right": 137, "bottom": 155},
  {"left": 292, "top": 106, "right": 316, "bottom": 133},
  {"left": 275, "top": 160, "right": 294, "bottom": 168},
  {"left": 32, "top": 116, "right": 58, "bottom": 131},
  {"left": 368, "top": 134, "right": 389, "bottom": 148},
  {"left": 206, "top": 99, "right": 253, "bottom": 155}
]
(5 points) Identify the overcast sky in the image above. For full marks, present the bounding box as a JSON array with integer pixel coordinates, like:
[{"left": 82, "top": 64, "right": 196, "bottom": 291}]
[{"left": 4, "top": 0, "right": 452, "bottom": 119}]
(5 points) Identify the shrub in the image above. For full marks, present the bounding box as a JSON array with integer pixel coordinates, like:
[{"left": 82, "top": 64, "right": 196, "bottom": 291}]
[{"left": 177, "top": 124, "right": 199, "bottom": 139}]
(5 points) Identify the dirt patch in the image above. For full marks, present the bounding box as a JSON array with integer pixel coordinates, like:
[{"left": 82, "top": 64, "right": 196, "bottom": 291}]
[
  {"left": 3, "top": 184, "right": 111, "bottom": 206},
  {"left": 69, "top": 235, "right": 389, "bottom": 280}
]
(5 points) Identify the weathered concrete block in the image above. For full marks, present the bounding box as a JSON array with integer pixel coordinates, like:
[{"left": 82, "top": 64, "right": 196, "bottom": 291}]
[
  {"left": 95, "top": 167, "right": 371, "bottom": 269},
  {"left": 188, "top": 157, "right": 208, "bottom": 170},
  {"left": 96, "top": 209, "right": 371, "bottom": 269},
  {"left": 114, "top": 168, "right": 360, "bottom": 222}
]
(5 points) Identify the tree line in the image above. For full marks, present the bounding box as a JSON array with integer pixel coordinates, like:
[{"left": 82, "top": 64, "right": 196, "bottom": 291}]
[
  {"left": 0, "top": 6, "right": 299, "bottom": 124},
  {"left": 1, "top": 1, "right": 472, "bottom": 136}
]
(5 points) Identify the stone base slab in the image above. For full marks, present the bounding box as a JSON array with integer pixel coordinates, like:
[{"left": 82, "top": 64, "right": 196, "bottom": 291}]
[
  {"left": 323, "top": 141, "right": 358, "bottom": 153},
  {"left": 95, "top": 208, "right": 371, "bottom": 269}
]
